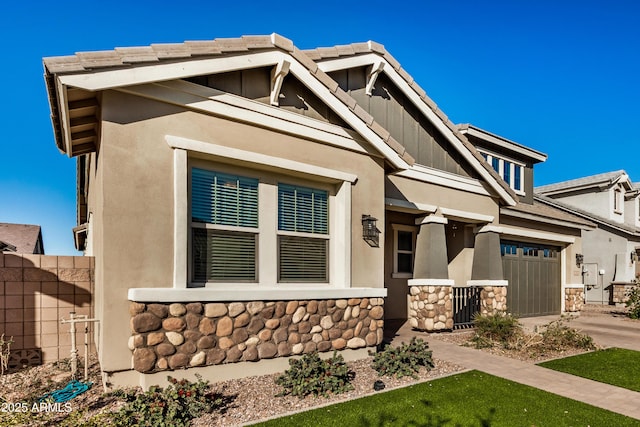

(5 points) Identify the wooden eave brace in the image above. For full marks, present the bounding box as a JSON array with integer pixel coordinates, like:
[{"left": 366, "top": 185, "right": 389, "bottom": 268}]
[
  {"left": 365, "top": 60, "right": 385, "bottom": 96},
  {"left": 270, "top": 59, "right": 291, "bottom": 106}
]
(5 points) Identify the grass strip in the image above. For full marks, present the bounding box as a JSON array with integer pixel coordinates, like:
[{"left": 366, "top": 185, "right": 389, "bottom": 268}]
[
  {"left": 538, "top": 347, "right": 640, "bottom": 392},
  {"left": 256, "top": 370, "right": 637, "bottom": 426}
]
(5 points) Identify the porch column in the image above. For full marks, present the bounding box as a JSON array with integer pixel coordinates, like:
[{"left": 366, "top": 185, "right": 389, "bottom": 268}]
[
  {"left": 468, "top": 226, "right": 507, "bottom": 316},
  {"left": 412, "top": 215, "right": 449, "bottom": 280},
  {"left": 407, "top": 215, "right": 453, "bottom": 332}
]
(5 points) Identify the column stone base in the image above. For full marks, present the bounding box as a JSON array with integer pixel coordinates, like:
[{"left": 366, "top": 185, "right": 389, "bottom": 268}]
[{"left": 408, "top": 281, "right": 453, "bottom": 331}]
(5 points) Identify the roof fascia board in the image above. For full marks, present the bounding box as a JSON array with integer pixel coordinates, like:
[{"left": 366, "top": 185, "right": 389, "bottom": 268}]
[
  {"left": 534, "top": 196, "right": 640, "bottom": 237},
  {"left": 57, "top": 50, "right": 287, "bottom": 92},
  {"left": 440, "top": 207, "right": 494, "bottom": 223},
  {"left": 487, "top": 225, "right": 576, "bottom": 244},
  {"left": 317, "top": 55, "right": 516, "bottom": 206},
  {"left": 287, "top": 60, "right": 407, "bottom": 169},
  {"left": 55, "top": 80, "right": 73, "bottom": 157},
  {"left": 118, "top": 82, "right": 370, "bottom": 155},
  {"left": 393, "top": 165, "right": 492, "bottom": 197},
  {"left": 384, "top": 197, "right": 438, "bottom": 214},
  {"left": 500, "top": 207, "right": 595, "bottom": 230},
  {"left": 459, "top": 126, "right": 547, "bottom": 162},
  {"left": 57, "top": 49, "right": 408, "bottom": 169}
]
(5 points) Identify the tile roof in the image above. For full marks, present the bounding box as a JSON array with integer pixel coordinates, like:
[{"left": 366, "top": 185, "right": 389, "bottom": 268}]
[
  {"left": 534, "top": 195, "right": 640, "bottom": 236},
  {"left": 304, "top": 41, "right": 518, "bottom": 202},
  {"left": 535, "top": 170, "right": 627, "bottom": 194},
  {"left": 43, "top": 34, "right": 415, "bottom": 166},
  {"left": 0, "top": 223, "right": 44, "bottom": 253},
  {"left": 501, "top": 200, "right": 595, "bottom": 229}
]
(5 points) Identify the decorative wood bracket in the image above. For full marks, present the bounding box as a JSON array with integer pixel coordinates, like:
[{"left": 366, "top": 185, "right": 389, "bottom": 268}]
[
  {"left": 365, "top": 60, "right": 385, "bottom": 96},
  {"left": 270, "top": 59, "right": 291, "bottom": 106}
]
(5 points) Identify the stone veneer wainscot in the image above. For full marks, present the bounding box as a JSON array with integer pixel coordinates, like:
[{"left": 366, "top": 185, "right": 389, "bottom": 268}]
[{"left": 129, "top": 298, "right": 384, "bottom": 373}]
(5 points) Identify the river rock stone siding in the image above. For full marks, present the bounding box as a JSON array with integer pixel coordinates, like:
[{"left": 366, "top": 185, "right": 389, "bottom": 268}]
[
  {"left": 565, "top": 287, "right": 584, "bottom": 312},
  {"left": 408, "top": 285, "right": 453, "bottom": 331},
  {"left": 479, "top": 285, "right": 507, "bottom": 316},
  {"left": 128, "top": 298, "right": 384, "bottom": 373},
  {"left": 611, "top": 283, "right": 635, "bottom": 305}
]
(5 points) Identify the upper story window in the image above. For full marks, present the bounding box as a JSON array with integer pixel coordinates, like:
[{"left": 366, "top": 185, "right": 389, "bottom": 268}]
[
  {"left": 478, "top": 150, "right": 525, "bottom": 194},
  {"left": 614, "top": 188, "right": 623, "bottom": 214}
]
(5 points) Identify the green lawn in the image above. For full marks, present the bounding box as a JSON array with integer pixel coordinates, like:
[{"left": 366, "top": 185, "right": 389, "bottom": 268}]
[
  {"left": 538, "top": 348, "right": 640, "bottom": 392},
  {"left": 255, "top": 370, "right": 637, "bottom": 427}
]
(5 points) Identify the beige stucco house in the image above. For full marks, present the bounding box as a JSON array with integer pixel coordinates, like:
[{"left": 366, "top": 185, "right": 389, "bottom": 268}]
[
  {"left": 44, "top": 34, "right": 592, "bottom": 388},
  {"left": 536, "top": 171, "right": 640, "bottom": 304}
]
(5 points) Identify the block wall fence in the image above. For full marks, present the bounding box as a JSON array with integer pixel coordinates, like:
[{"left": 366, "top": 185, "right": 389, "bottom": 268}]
[{"left": 0, "top": 253, "right": 94, "bottom": 367}]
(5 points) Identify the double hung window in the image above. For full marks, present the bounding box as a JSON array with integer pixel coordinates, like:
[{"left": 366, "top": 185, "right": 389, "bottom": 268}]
[
  {"left": 278, "top": 184, "right": 329, "bottom": 282},
  {"left": 190, "top": 167, "right": 331, "bottom": 285},
  {"left": 191, "top": 168, "right": 259, "bottom": 282}
]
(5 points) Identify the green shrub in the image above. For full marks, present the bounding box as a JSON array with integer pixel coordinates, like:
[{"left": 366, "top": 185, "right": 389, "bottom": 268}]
[
  {"left": 539, "top": 318, "right": 596, "bottom": 350},
  {"left": 111, "top": 375, "right": 220, "bottom": 427},
  {"left": 626, "top": 284, "right": 640, "bottom": 319},
  {"left": 472, "top": 312, "right": 520, "bottom": 347},
  {"left": 275, "top": 351, "right": 355, "bottom": 398},
  {"left": 371, "top": 337, "right": 434, "bottom": 379}
]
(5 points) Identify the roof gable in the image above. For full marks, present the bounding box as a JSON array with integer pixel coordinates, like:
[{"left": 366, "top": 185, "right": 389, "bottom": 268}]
[
  {"left": 44, "top": 34, "right": 413, "bottom": 170},
  {"left": 0, "top": 223, "right": 44, "bottom": 254},
  {"left": 536, "top": 170, "right": 633, "bottom": 195},
  {"left": 307, "top": 42, "right": 518, "bottom": 206}
]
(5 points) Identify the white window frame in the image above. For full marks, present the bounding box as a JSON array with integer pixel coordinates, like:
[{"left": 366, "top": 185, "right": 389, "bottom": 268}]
[
  {"left": 613, "top": 188, "right": 623, "bottom": 215},
  {"left": 478, "top": 149, "right": 526, "bottom": 195},
  {"left": 168, "top": 136, "right": 355, "bottom": 291},
  {"left": 391, "top": 224, "right": 418, "bottom": 279}
]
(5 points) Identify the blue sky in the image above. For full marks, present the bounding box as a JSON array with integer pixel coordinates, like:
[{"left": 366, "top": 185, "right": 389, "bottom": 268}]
[{"left": 2, "top": 1, "right": 639, "bottom": 255}]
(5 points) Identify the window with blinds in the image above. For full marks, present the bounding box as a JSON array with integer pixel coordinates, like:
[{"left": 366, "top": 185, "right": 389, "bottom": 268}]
[
  {"left": 191, "top": 168, "right": 258, "bottom": 282},
  {"left": 278, "top": 184, "right": 328, "bottom": 282}
]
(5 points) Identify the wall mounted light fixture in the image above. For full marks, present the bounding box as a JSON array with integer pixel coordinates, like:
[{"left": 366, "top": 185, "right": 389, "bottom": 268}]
[
  {"left": 575, "top": 253, "right": 584, "bottom": 267},
  {"left": 362, "top": 215, "right": 380, "bottom": 247}
]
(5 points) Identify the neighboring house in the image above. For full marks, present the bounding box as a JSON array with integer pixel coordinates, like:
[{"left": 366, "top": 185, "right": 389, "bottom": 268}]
[
  {"left": 0, "top": 223, "right": 44, "bottom": 254},
  {"left": 536, "top": 171, "right": 640, "bottom": 304},
  {"left": 43, "top": 34, "right": 590, "bottom": 388}
]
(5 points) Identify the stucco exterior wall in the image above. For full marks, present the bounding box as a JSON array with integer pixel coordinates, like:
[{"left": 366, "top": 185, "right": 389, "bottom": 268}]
[
  {"left": 554, "top": 189, "right": 622, "bottom": 223},
  {"left": 385, "top": 175, "right": 500, "bottom": 219},
  {"left": 89, "top": 90, "right": 386, "bottom": 372}
]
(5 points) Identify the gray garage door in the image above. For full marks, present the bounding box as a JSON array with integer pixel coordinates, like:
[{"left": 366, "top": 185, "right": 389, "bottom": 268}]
[{"left": 501, "top": 241, "right": 561, "bottom": 317}]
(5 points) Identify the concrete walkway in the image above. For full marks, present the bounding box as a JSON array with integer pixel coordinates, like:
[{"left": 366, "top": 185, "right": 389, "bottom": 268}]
[{"left": 387, "top": 309, "right": 640, "bottom": 421}]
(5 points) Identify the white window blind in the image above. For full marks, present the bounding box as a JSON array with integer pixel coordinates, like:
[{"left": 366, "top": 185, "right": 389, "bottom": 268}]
[
  {"left": 191, "top": 168, "right": 258, "bottom": 282},
  {"left": 191, "top": 168, "right": 258, "bottom": 227},
  {"left": 278, "top": 184, "right": 328, "bottom": 282}
]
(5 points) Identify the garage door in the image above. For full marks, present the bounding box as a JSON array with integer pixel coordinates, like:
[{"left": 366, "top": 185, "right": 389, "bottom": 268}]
[{"left": 501, "top": 241, "right": 561, "bottom": 317}]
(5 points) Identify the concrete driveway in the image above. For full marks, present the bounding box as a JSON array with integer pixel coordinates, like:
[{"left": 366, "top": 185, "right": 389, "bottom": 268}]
[{"left": 519, "top": 305, "right": 640, "bottom": 351}]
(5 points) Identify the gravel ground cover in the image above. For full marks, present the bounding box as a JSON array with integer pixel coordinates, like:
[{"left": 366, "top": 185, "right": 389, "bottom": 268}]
[{"left": 0, "top": 305, "right": 621, "bottom": 426}]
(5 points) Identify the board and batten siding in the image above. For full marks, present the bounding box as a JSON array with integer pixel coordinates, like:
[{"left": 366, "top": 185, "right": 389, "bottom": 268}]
[{"left": 329, "top": 67, "right": 475, "bottom": 177}]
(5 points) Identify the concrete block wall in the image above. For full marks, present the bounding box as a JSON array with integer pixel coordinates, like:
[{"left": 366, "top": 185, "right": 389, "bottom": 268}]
[{"left": 0, "top": 253, "right": 94, "bottom": 366}]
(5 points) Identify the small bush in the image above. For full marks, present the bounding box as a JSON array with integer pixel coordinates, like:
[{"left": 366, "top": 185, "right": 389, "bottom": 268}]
[
  {"left": 371, "top": 337, "right": 434, "bottom": 379},
  {"left": 275, "top": 351, "right": 354, "bottom": 398},
  {"left": 111, "top": 375, "right": 220, "bottom": 427},
  {"left": 626, "top": 284, "right": 640, "bottom": 319},
  {"left": 472, "top": 313, "right": 521, "bottom": 347},
  {"left": 539, "top": 318, "right": 596, "bottom": 350}
]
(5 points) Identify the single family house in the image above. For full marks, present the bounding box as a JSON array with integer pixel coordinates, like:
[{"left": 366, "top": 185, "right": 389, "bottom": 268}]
[
  {"left": 44, "top": 34, "right": 592, "bottom": 388},
  {"left": 536, "top": 171, "right": 640, "bottom": 304}
]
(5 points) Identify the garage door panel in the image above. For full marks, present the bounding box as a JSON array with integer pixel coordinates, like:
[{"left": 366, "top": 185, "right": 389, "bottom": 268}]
[{"left": 502, "top": 241, "right": 561, "bottom": 317}]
